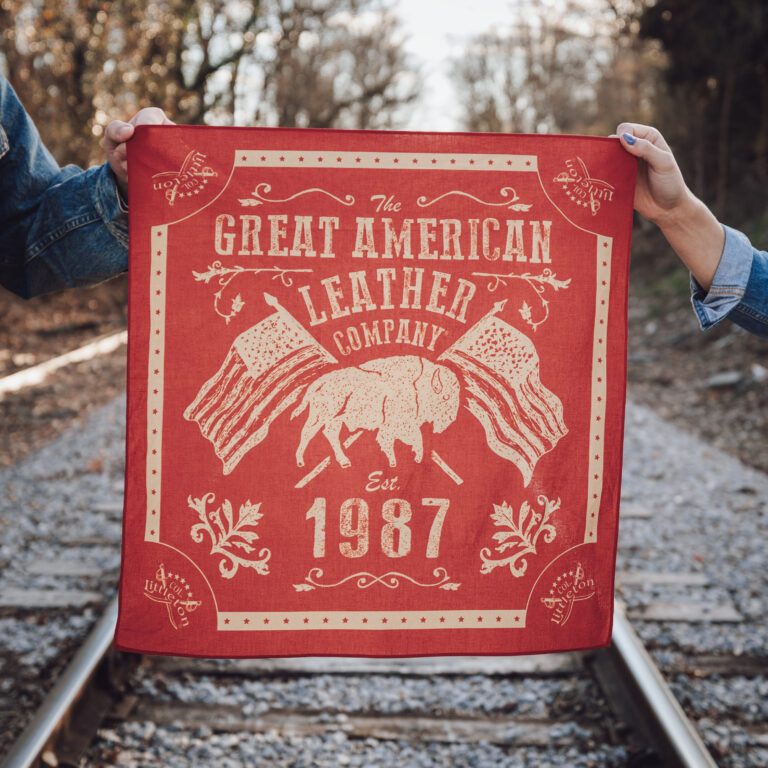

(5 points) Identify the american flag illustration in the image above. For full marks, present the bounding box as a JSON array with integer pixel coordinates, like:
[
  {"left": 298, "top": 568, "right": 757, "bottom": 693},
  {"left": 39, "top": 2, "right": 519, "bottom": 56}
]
[
  {"left": 184, "top": 294, "right": 337, "bottom": 475},
  {"left": 439, "top": 302, "right": 568, "bottom": 486}
]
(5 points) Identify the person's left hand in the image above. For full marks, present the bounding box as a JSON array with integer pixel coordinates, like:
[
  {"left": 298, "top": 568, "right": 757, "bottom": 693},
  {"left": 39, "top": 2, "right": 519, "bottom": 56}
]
[{"left": 104, "top": 108, "right": 175, "bottom": 200}]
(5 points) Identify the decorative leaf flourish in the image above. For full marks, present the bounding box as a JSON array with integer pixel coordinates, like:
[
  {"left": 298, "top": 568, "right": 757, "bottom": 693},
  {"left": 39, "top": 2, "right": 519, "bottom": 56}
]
[
  {"left": 480, "top": 495, "right": 559, "bottom": 577},
  {"left": 471, "top": 269, "right": 571, "bottom": 331},
  {"left": 189, "top": 493, "right": 271, "bottom": 579},
  {"left": 191, "top": 262, "right": 313, "bottom": 323}
]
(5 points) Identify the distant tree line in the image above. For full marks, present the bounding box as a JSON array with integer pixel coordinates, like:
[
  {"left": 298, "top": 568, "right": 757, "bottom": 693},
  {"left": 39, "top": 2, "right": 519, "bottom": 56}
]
[
  {"left": 638, "top": 0, "right": 767, "bottom": 217},
  {"left": 0, "top": 0, "right": 418, "bottom": 167},
  {"left": 454, "top": 0, "right": 767, "bottom": 222}
]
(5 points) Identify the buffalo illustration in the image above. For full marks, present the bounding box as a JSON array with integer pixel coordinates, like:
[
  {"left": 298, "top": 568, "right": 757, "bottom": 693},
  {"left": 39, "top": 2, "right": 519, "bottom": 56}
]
[{"left": 291, "top": 355, "right": 460, "bottom": 468}]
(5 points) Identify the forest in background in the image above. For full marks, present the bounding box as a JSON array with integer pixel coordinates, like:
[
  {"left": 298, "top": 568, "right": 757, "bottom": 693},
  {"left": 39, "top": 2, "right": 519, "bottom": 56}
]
[{"left": 1, "top": 0, "right": 767, "bottom": 286}]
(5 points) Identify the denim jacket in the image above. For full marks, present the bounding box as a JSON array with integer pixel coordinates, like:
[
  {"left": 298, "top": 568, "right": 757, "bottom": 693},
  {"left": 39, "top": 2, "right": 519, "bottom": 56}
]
[
  {"left": 691, "top": 225, "right": 768, "bottom": 338},
  {"left": 0, "top": 75, "right": 128, "bottom": 299}
]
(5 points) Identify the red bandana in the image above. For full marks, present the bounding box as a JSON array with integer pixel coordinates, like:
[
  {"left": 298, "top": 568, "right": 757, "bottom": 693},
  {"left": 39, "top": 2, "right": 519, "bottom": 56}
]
[{"left": 116, "top": 128, "right": 636, "bottom": 657}]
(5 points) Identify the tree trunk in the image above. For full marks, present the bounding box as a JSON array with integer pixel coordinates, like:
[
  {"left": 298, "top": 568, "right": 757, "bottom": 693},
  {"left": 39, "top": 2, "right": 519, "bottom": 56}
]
[
  {"left": 715, "top": 66, "right": 735, "bottom": 213},
  {"left": 758, "top": 67, "right": 768, "bottom": 180},
  {"left": 692, "top": 94, "right": 706, "bottom": 200}
]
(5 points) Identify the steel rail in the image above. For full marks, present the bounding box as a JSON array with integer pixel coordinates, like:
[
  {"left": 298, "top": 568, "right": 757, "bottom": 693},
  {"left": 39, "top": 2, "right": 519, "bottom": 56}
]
[
  {"left": 610, "top": 600, "right": 718, "bottom": 768},
  {"left": 1, "top": 595, "right": 716, "bottom": 767},
  {"left": 1, "top": 599, "right": 119, "bottom": 768}
]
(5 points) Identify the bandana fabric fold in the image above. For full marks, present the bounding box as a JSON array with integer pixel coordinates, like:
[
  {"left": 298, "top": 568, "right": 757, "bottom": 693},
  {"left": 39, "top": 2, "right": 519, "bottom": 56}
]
[{"left": 116, "top": 127, "right": 636, "bottom": 658}]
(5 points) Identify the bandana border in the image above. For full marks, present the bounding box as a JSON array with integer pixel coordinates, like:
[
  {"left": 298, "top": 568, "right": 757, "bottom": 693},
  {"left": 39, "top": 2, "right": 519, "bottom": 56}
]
[{"left": 144, "top": 150, "right": 611, "bottom": 631}]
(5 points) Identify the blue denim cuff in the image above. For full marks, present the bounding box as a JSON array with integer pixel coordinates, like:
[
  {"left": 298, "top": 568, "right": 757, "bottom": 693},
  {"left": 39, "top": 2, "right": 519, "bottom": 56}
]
[
  {"left": 690, "top": 224, "right": 754, "bottom": 330},
  {"left": 90, "top": 162, "right": 129, "bottom": 247}
]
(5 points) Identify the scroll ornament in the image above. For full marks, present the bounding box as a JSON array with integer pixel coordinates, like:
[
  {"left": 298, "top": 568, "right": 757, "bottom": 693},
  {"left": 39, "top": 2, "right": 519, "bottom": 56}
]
[{"left": 294, "top": 567, "right": 460, "bottom": 592}]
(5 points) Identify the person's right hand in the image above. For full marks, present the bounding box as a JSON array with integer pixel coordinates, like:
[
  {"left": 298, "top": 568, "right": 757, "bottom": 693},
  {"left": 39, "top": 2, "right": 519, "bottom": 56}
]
[
  {"left": 616, "top": 123, "right": 691, "bottom": 226},
  {"left": 104, "top": 108, "right": 175, "bottom": 200}
]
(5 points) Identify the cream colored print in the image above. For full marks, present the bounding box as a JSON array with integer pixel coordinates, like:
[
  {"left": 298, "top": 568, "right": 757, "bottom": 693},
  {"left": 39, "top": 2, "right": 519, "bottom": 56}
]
[
  {"left": 239, "top": 182, "right": 355, "bottom": 207},
  {"left": 292, "top": 356, "right": 461, "bottom": 469},
  {"left": 189, "top": 493, "right": 271, "bottom": 578},
  {"left": 553, "top": 157, "right": 615, "bottom": 215},
  {"left": 541, "top": 563, "right": 596, "bottom": 625},
  {"left": 152, "top": 150, "right": 216, "bottom": 206},
  {"left": 439, "top": 303, "right": 568, "bottom": 486},
  {"left": 480, "top": 495, "right": 559, "bottom": 577},
  {"left": 294, "top": 567, "right": 460, "bottom": 592},
  {"left": 416, "top": 187, "right": 531, "bottom": 211},
  {"left": 184, "top": 294, "right": 337, "bottom": 475},
  {"left": 191, "top": 263, "right": 313, "bottom": 323},
  {"left": 472, "top": 269, "right": 571, "bottom": 331},
  {"left": 143, "top": 564, "right": 202, "bottom": 629},
  {"left": 187, "top": 293, "right": 566, "bottom": 487}
]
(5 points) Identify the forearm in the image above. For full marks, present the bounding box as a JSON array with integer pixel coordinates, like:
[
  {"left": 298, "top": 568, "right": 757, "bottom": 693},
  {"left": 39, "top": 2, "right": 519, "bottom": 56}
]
[
  {"left": 690, "top": 226, "right": 768, "bottom": 337},
  {"left": 1, "top": 163, "right": 128, "bottom": 298},
  {"left": 655, "top": 192, "right": 725, "bottom": 292},
  {"left": 0, "top": 74, "right": 128, "bottom": 298}
]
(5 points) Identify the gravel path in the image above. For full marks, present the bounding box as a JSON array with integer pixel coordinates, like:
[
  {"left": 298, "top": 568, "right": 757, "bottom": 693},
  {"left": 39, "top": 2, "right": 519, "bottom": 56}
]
[
  {"left": 0, "top": 391, "right": 766, "bottom": 766},
  {"left": 619, "top": 402, "right": 768, "bottom": 768},
  {"left": 92, "top": 726, "right": 631, "bottom": 768},
  {"left": 0, "top": 395, "right": 126, "bottom": 756}
]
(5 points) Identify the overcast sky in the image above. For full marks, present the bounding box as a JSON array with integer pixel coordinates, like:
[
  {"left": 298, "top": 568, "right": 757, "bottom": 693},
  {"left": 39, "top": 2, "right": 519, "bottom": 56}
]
[{"left": 394, "top": 0, "right": 514, "bottom": 131}]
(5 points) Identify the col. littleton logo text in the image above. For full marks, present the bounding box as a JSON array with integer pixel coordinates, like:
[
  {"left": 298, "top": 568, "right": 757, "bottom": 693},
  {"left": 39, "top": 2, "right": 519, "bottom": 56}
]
[
  {"left": 152, "top": 150, "right": 217, "bottom": 206},
  {"left": 553, "top": 157, "right": 614, "bottom": 216},
  {"left": 143, "top": 563, "right": 201, "bottom": 629},
  {"left": 541, "top": 562, "right": 596, "bottom": 626}
]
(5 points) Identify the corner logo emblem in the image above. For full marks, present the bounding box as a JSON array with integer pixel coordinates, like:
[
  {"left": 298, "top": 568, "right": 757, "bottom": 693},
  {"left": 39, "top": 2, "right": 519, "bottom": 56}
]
[
  {"left": 541, "top": 562, "right": 595, "bottom": 626},
  {"left": 143, "top": 563, "right": 201, "bottom": 629},
  {"left": 553, "top": 157, "right": 614, "bottom": 215},
  {"left": 152, "top": 150, "right": 217, "bottom": 206}
]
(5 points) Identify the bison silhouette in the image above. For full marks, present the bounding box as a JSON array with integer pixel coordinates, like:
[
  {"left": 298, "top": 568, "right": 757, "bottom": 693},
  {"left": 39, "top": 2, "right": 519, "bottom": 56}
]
[{"left": 291, "top": 355, "right": 460, "bottom": 469}]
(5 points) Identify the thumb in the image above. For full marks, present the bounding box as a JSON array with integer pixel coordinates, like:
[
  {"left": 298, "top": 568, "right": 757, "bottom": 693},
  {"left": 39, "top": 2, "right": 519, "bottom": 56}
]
[
  {"left": 104, "top": 120, "right": 134, "bottom": 152},
  {"left": 618, "top": 131, "right": 675, "bottom": 173}
]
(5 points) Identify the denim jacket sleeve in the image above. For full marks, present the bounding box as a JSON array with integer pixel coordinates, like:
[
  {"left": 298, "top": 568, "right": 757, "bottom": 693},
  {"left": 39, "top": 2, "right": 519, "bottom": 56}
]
[
  {"left": 690, "top": 224, "right": 768, "bottom": 338},
  {"left": 0, "top": 75, "right": 128, "bottom": 299}
]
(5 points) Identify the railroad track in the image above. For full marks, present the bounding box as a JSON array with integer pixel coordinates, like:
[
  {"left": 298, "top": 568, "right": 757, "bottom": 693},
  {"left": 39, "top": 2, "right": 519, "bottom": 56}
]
[
  {"left": 0, "top": 596, "right": 716, "bottom": 768},
  {"left": 2, "top": 334, "right": 767, "bottom": 767}
]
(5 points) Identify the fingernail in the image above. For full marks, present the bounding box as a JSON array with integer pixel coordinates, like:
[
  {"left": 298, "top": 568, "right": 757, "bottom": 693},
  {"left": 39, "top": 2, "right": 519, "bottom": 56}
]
[{"left": 622, "top": 132, "right": 636, "bottom": 146}]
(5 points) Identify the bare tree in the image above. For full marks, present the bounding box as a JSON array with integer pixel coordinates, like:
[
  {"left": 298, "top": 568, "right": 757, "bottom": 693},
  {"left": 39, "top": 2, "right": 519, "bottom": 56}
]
[
  {"left": 453, "top": 0, "right": 660, "bottom": 136},
  {"left": 0, "top": 1, "right": 264, "bottom": 164},
  {"left": 253, "top": 0, "right": 418, "bottom": 129},
  {"left": 111, "top": 0, "right": 263, "bottom": 126},
  {"left": 0, "top": 0, "right": 417, "bottom": 168}
]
